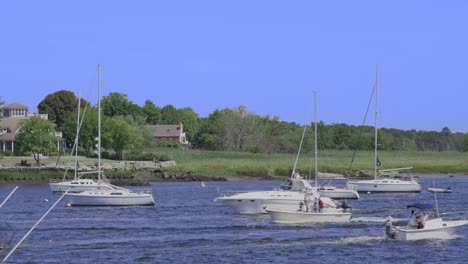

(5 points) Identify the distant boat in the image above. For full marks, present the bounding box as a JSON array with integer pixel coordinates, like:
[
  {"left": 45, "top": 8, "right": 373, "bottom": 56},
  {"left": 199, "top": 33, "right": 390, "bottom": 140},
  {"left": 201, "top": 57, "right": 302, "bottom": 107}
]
[
  {"left": 201, "top": 181, "right": 206, "bottom": 187},
  {"left": 428, "top": 187, "right": 452, "bottom": 193},
  {"left": 346, "top": 65, "right": 421, "bottom": 193}
]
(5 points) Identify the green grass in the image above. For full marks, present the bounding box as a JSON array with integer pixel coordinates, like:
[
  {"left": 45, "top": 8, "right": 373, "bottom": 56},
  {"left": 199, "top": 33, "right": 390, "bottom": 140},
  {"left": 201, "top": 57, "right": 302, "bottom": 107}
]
[
  {"left": 141, "top": 148, "right": 468, "bottom": 178},
  {"left": 2, "top": 149, "right": 467, "bottom": 179}
]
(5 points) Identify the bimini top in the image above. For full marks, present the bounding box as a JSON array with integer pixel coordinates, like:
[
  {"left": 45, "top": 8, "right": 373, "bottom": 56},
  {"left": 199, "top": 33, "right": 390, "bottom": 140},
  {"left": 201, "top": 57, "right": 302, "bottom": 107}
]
[{"left": 407, "top": 203, "right": 433, "bottom": 210}]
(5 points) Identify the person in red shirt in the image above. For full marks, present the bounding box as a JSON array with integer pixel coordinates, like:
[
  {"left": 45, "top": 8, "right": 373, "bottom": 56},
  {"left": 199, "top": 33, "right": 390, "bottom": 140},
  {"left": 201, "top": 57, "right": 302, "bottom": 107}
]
[{"left": 318, "top": 198, "right": 324, "bottom": 213}]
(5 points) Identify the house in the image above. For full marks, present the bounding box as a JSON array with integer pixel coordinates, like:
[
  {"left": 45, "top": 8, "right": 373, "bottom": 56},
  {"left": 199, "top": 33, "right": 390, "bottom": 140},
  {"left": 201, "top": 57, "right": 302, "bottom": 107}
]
[
  {"left": 0, "top": 102, "right": 63, "bottom": 153},
  {"left": 146, "top": 123, "right": 190, "bottom": 148}
]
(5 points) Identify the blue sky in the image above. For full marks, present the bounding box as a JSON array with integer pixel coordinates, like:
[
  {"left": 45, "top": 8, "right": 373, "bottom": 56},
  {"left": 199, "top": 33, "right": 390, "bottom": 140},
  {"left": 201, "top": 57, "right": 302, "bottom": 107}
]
[{"left": 1, "top": 1, "right": 467, "bottom": 132}]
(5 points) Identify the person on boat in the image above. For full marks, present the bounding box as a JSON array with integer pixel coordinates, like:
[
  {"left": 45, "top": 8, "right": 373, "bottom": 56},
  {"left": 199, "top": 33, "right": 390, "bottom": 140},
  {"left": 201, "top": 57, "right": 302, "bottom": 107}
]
[
  {"left": 415, "top": 215, "right": 424, "bottom": 229},
  {"left": 313, "top": 197, "right": 319, "bottom": 213},
  {"left": 341, "top": 201, "right": 351, "bottom": 213},
  {"left": 298, "top": 201, "right": 305, "bottom": 212},
  {"left": 304, "top": 193, "right": 312, "bottom": 212},
  {"left": 409, "top": 210, "right": 417, "bottom": 227},
  {"left": 385, "top": 216, "right": 397, "bottom": 239},
  {"left": 318, "top": 198, "right": 324, "bottom": 213}
]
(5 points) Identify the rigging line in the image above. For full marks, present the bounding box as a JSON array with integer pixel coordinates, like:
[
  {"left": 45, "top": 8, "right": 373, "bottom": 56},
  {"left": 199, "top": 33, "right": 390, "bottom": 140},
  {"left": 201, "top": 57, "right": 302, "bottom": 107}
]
[
  {"left": 0, "top": 186, "right": 18, "bottom": 209},
  {"left": 292, "top": 124, "right": 308, "bottom": 178},
  {"left": 348, "top": 82, "right": 377, "bottom": 171},
  {"left": 1, "top": 191, "right": 68, "bottom": 264}
]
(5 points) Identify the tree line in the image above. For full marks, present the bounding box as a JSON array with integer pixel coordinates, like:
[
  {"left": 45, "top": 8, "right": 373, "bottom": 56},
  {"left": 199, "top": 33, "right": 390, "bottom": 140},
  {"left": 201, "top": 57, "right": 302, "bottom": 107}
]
[{"left": 2, "top": 91, "right": 468, "bottom": 161}]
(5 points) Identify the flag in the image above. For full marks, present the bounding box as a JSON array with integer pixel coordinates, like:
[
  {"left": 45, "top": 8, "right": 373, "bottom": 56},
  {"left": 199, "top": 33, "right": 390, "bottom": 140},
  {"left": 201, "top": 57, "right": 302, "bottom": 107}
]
[{"left": 376, "top": 156, "right": 382, "bottom": 166}]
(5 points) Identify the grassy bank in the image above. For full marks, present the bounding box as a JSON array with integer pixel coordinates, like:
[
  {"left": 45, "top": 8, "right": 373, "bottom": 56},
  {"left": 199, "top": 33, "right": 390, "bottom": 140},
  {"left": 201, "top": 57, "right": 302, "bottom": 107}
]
[
  {"left": 144, "top": 149, "right": 468, "bottom": 177},
  {"left": 1, "top": 149, "right": 467, "bottom": 180}
]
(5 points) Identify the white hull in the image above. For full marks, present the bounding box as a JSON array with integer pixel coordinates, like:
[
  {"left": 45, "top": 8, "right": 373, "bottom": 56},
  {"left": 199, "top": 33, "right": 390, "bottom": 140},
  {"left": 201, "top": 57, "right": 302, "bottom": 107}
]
[
  {"left": 266, "top": 208, "right": 351, "bottom": 224},
  {"left": 216, "top": 190, "right": 337, "bottom": 214},
  {"left": 49, "top": 179, "right": 112, "bottom": 193},
  {"left": 64, "top": 189, "right": 155, "bottom": 206},
  {"left": 346, "top": 179, "right": 421, "bottom": 193},
  {"left": 395, "top": 219, "right": 468, "bottom": 240},
  {"left": 318, "top": 187, "right": 360, "bottom": 199},
  {"left": 427, "top": 187, "right": 452, "bottom": 193}
]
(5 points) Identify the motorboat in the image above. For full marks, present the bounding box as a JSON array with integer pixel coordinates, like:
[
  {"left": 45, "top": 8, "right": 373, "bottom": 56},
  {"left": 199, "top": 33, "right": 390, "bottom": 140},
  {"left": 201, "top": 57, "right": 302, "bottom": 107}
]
[
  {"left": 428, "top": 187, "right": 452, "bottom": 193},
  {"left": 385, "top": 203, "right": 468, "bottom": 240},
  {"left": 266, "top": 207, "right": 351, "bottom": 224},
  {"left": 63, "top": 65, "right": 155, "bottom": 207},
  {"left": 214, "top": 173, "right": 337, "bottom": 214},
  {"left": 345, "top": 66, "right": 421, "bottom": 193}
]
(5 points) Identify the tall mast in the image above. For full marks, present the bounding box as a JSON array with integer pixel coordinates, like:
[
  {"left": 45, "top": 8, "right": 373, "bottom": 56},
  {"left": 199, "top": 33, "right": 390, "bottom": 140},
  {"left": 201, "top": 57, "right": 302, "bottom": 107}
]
[
  {"left": 374, "top": 64, "right": 379, "bottom": 180},
  {"left": 98, "top": 64, "right": 102, "bottom": 180},
  {"left": 314, "top": 91, "right": 318, "bottom": 187},
  {"left": 74, "top": 94, "right": 81, "bottom": 180}
]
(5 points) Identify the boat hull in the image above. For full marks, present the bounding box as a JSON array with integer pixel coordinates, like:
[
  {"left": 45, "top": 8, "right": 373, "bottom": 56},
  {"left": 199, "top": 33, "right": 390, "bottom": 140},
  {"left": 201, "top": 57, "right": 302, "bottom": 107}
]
[
  {"left": 216, "top": 191, "right": 337, "bottom": 214},
  {"left": 346, "top": 179, "right": 421, "bottom": 193},
  {"left": 266, "top": 208, "right": 351, "bottom": 224},
  {"left": 395, "top": 219, "right": 468, "bottom": 240},
  {"left": 318, "top": 188, "right": 360, "bottom": 199},
  {"left": 64, "top": 191, "right": 155, "bottom": 206}
]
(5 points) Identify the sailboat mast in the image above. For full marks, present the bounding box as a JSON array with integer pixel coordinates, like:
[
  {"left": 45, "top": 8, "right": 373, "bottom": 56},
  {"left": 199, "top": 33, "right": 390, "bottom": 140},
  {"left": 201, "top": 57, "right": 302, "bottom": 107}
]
[
  {"left": 314, "top": 91, "right": 318, "bottom": 187},
  {"left": 374, "top": 64, "right": 379, "bottom": 180},
  {"left": 98, "top": 64, "right": 102, "bottom": 180},
  {"left": 74, "top": 95, "right": 81, "bottom": 180}
]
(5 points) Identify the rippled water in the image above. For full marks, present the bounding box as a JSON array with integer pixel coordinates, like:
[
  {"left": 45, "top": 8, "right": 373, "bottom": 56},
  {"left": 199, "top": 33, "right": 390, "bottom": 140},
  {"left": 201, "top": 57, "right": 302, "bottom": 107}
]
[{"left": 0, "top": 175, "right": 467, "bottom": 263}]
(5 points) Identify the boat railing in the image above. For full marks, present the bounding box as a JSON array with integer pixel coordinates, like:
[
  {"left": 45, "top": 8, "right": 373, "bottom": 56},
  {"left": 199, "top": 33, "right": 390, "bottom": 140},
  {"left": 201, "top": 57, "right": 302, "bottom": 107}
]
[{"left": 216, "top": 190, "right": 264, "bottom": 197}]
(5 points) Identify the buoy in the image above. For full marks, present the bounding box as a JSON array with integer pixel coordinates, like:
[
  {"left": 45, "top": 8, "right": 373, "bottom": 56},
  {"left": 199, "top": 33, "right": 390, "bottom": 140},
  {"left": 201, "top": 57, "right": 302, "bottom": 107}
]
[
  {"left": 44, "top": 198, "right": 49, "bottom": 202},
  {"left": 66, "top": 203, "right": 71, "bottom": 207},
  {"left": 201, "top": 181, "right": 206, "bottom": 187},
  {"left": 367, "top": 191, "right": 371, "bottom": 194}
]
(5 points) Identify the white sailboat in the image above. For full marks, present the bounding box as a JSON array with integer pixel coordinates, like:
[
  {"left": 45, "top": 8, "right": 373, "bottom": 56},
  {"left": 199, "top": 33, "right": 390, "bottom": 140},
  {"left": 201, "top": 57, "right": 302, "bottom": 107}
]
[
  {"left": 49, "top": 95, "right": 112, "bottom": 193},
  {"left": 310, "top": 91, "right": 359, "bottom": 200},
  {"left": 64, "top": 65, "right": 155, "bottom": 206},
  {"left": 346, "top": 65, "right": 421, "bottom": 193}
]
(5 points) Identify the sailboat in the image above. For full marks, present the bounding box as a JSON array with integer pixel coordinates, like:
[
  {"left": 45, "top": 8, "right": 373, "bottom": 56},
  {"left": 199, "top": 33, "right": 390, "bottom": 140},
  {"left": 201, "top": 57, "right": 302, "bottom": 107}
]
[
  {"left": 310, "top": 91, "right": 359, "bottom": 200},
  {"left": 49, "top": 94, "right": 112, "bottom": 193},
  {"left": 63, "top": 65, "right": 155, "bottom": 206},
  {"left": 346, "top": 65, "right": 421, "bottom": 193}
]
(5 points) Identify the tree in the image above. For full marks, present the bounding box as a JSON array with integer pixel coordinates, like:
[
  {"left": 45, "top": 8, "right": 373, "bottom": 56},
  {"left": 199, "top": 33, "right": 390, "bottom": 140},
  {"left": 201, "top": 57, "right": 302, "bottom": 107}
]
[
  {"left": 142, "top": 100, "right": 161, "bottom": 125},
  {"left": 61, "top": 107, "right": 99, "bottom": 155},
  {"left": 177, "top": 107, "right": 200, "bottom": 141},
  {"left": 102, "top": 116, "right": 144, "bottom": 160},
  {"left": 15, "top": 117, "right": 58, "bottom": 164},
  {"left": 101, "top": 92, "right": 142, "bottom": 119},
  {"left": 160, "top": 104, "right": 180, "bottom": 124},
  {"left": 464, "top": 134, "right": 468, "bottom": 152},
  {"left": 38, "top": 90, "right": 87, "bottom": 128}
]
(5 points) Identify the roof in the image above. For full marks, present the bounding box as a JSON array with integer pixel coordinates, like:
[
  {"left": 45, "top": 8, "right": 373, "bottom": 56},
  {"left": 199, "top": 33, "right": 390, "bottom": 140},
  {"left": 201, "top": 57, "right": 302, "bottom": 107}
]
[
  {"left": 2, "top": 103, "right": 28, "bottom": 110},
  {"left": 146, "top": 124, "right": 182, "bottom": 137},
  {"left": 0, "top": 117, "right": 29, "bottom": 141}
]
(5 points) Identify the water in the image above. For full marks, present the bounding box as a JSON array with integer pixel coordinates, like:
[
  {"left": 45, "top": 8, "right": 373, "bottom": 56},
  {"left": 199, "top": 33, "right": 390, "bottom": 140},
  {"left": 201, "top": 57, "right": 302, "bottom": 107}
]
[{"left": 0, "top": 175, "right": 467, "bottom": 263}]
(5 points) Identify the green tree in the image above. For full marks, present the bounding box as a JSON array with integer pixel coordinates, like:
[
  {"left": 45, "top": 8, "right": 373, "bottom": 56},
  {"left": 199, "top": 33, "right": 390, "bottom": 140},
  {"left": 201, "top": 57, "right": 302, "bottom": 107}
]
[
  {"left": 61, "top": 107, "right": 99, "bottom": 155},
  {"left": 142, "top": 100, "right": 161, "bottom": 125},
  {"left": 15, "top": 117, "right": 58, "bottom": 164},
  {"left": 102, "top": 116, "right": 144, "bottom": 160},
  {"left": 177, "top": 107, "right": 200, "bottom": 141},
  {"left": 464, "top": 134, "right": 468, "bottom": 152},
  {"left": 160, "top": 104, "right": 180, "bottom": 124},
  {"left": 101, "top": 92, "right": 142, "bottom": 119},
  {"left": 38, "top": 90, "right": 87, "bottom": 128}
]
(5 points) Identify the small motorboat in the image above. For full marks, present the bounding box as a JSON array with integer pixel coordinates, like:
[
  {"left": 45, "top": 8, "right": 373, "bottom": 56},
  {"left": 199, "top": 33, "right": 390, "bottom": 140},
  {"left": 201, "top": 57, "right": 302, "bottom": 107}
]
[
  {"left": 385, "top": 203, "right": 468, "bottom": 241},
  {"left": 427, "top": 187, "right": 452, "bottom": 193}
]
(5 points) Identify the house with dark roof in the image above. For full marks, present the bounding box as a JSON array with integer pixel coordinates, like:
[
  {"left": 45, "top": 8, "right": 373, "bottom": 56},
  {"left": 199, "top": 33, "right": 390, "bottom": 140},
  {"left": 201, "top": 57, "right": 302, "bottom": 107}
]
[
  {"left": 1, "top": 103, "right": 62, "bottom": 153},
  {"left": 146, "top": 123, "right": 190, "bottom": 148}
]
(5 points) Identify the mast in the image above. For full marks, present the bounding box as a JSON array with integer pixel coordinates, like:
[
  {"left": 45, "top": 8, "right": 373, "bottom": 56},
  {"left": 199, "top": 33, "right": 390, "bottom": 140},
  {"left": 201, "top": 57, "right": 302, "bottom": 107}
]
[
  {"left": 74, "top": 95, "right": 81, "bottom": 180},
  {"left": 374, "top": 64, "right": 379, "bottom": 180},
  {"left": 98, "top": 64, "right": 102, "bottom": 181},
  {"left": 314, "top": 91, "right": 318, "bottom": 187}
]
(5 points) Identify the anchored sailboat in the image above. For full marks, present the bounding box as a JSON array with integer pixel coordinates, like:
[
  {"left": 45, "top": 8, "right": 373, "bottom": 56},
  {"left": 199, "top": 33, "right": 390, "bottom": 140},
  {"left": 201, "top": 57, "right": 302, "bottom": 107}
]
[
  {"left": 63, "top": 65, "right": 154, "bottom": 206},
  {"left": 346, "top": 65, "right": 421, "bottom": 193}
]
